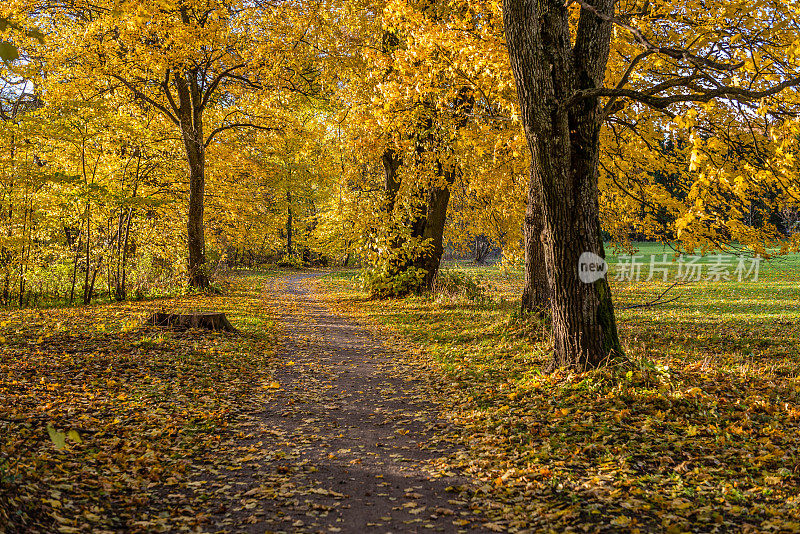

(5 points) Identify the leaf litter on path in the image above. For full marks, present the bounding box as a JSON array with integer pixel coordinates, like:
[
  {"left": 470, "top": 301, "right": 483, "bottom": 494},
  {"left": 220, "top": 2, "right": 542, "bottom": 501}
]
[{"left": 196, "top": 273, "right": 487, "bottom": 533}]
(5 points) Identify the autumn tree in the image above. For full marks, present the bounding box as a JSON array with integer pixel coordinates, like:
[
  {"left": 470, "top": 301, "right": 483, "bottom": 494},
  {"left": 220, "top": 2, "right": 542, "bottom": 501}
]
[
  {"left": 206, "top": 107, "right": 336, "bottom": 265},
  {"left": 503, "top": 0, "right": 800, "bottom": 369},
  {"left": 341, "top": 0, "right": 529, "bottom": 295},
  {"left": 14, "top": 0, "right": 316, "bottom": 287}
]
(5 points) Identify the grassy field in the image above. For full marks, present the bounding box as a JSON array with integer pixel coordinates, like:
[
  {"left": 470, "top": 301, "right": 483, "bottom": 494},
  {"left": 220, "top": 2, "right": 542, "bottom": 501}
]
[{"left": 317, "top": 245, "right": 800, "bottom": 532}]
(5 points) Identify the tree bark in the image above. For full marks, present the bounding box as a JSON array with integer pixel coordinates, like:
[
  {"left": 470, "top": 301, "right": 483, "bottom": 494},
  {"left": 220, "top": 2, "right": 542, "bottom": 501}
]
[
  {"left": 521, "top": 175, "right": 550, "bottom": 315},
  {"left": 504, "top": 0, "right": 623, "bottom": 369},
  {"left": 382, "top": 148, "right": 402, "bottom": 213},
  {"left": 286, "top": 188, "right": 293, "bottom": 255},
  {"left": 175, "top": 70, "right": 209, "bottom": 289}
]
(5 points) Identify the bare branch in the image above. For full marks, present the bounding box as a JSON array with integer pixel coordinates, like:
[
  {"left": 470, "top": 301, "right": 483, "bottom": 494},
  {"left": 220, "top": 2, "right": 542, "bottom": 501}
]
[
  {"left": 204, "top": 123, "right": 279, "bottom": 148},
  {"left": 570, "top": 75, "right": 800, "bottom": 109},
  {"left": 161, "top": 69, "right": 180, "bottom": 118},
  {"left": 200, "top": 63, "right": 248, "bottom": 111},
  {"left": 572, "top": 0, "right": 744, "bottom": 72},
  {"left": 621, "top": 281, "right": 684, "bottom": 310},
  {"left": 111, "top": 74, "right": 179, "bottom": 126},
  {"left": 601, "top": 49, "right": 655, "bottom": 119}
]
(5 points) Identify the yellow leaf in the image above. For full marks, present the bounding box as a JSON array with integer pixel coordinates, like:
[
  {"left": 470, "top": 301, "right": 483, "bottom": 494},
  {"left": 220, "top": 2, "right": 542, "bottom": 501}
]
[{"left": 47, "top": 425, "right": 67, "bottom": 450}]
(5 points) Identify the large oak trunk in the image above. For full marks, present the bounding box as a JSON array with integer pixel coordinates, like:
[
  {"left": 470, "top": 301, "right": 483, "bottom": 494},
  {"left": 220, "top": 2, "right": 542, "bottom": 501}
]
[{"left": 504, "top": 0, "right": 623, "bottom": 369}]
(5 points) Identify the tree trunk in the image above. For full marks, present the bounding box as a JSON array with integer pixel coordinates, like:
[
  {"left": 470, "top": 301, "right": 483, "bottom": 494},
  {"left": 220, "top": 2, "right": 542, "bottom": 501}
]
[
  {"left": 504, "top": 0, "right": 623, "bottom": 369},
  {"left": 382, "top": 148, "right": 402, "bottom": 213},
  {"left": 69, "top": 233, "right": 80, "bottom": 305},
  {"left": 18, "top": 204, "right": 28, "bottom": 308},
  {"left": 474, "top": 235, "right": 490, "bottom": 264},
  {"left": 83, "top": 197, "right": 91, "bottom": 305},
  {"left": 286, "top": 188, "right": 293, "bottom": 255},
  {"left": 2, "top": 268, "right": 8, "bottom": 306},
  {"left": 184, "top": 134, "right": 207, "bottom": 288},
  {"left": 118, "top": 207, "right": 133, "bottom": 301},
  {"left": 520, "top": 175, "right": 550, "bottom": 315},
  {"left": 88, "top": 254, "right": 103, "bottom": 305},
  {"left": 415, "top": 169, "right": 454, "bottom": 289},
  {"left": 175, "top": 69, "right": 209, "bottom": 289},
  {"left": 113, "top": 210, "right": 124, "bottom": 300}
]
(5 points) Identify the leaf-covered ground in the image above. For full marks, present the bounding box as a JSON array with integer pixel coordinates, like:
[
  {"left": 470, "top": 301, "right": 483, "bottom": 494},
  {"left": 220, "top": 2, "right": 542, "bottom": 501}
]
[
  {"left": 2, "top": 270, "right": 491, "bottom": 533},
  {"left": 5, "top": 255, "right": 800, "bottom": 533},
  {"left": 317, "top": 251, "right": 800, "bottom": 533},
  {"left": 1, "top": 272, "right": 283, "bottom": 532}
]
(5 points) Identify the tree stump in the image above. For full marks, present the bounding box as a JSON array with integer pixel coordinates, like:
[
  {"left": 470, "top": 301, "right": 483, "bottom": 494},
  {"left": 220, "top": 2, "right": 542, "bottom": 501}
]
[{"left": 147, "top": 312, "right": 238, "bottom": 333}]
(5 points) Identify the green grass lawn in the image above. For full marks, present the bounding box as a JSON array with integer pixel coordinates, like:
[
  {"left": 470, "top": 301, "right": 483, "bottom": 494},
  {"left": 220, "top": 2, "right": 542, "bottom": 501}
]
[{"left": 318, "top": 245, "right": 800, "bottom": 532}]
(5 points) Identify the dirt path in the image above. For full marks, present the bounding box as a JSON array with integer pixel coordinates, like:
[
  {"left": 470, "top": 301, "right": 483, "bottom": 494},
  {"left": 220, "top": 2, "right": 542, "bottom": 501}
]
[{"left": 201, "top": 273, "right": 486, "bottom": 533}]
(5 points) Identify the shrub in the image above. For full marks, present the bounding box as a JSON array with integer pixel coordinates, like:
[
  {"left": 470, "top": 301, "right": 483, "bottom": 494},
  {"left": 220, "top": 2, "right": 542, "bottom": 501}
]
[
  {"left": 362, "top": 265, "right": 427, "bottom": 298},
  {"left": 432, "top": 269, "right": 490, "bottom": 302},
  {"left": 276, "top": 254, "right": 305, "bottom": 269}
]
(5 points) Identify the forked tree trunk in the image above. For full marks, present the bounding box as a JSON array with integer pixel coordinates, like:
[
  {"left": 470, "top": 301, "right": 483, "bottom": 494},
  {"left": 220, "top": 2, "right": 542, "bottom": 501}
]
[
  {"left": 504, "top": 0, "right": 622, "bottom": 369},
  {"left": 377, "top": 91, "right": 470, "bottom": 293},
  {"left": 413, "top": 89, "right": 474, "bottom": 290}
]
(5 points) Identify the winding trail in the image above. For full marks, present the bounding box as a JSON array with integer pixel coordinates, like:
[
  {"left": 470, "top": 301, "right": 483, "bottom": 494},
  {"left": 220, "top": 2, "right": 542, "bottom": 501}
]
[{"left": 203, "top": 273, "right": 485, "bottom": 533}]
